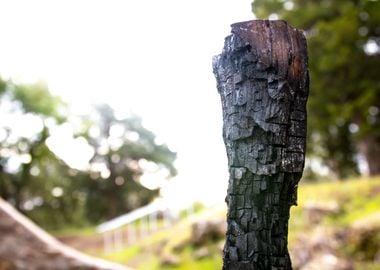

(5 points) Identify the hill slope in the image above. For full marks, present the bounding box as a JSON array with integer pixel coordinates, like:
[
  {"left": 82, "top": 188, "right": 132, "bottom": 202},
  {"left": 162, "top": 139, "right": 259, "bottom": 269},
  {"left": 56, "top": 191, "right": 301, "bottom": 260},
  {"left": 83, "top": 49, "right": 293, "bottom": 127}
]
[
  {"left": 63, "top": 177, "right": 380, "bottom": 270},
  {"left": 0, "top": 198, "right": 131, "bottom": 270}
]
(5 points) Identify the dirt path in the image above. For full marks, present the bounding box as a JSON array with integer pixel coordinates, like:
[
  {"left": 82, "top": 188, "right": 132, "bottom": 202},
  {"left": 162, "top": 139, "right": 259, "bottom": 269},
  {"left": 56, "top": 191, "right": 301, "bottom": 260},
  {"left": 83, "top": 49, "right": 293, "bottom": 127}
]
[
  {"left": 57, "top": 234, "right": 105, "bottom": 253},
  {"left": 0, "top": 198, "right": 131, "bottom": 270}
]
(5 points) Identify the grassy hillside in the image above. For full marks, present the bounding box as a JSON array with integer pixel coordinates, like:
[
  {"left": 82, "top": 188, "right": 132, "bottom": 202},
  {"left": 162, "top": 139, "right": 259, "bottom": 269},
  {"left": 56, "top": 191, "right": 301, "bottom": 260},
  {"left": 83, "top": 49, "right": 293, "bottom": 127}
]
[{"left": 58, "top": 176, "right": 380, "bottom": 270}]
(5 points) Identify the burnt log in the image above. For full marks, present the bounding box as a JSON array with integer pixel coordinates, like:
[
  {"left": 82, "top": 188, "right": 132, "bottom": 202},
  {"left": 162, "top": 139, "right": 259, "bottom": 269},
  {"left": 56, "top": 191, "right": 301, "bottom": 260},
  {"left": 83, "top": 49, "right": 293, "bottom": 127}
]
[{"left": 213, "top": 20, "right": 309, "bottom": 270}]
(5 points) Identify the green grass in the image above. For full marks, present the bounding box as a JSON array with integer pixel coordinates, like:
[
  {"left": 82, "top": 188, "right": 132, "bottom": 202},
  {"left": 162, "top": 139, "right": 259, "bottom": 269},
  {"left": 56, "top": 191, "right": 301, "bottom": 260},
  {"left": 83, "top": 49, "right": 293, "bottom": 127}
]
[
  {"left": 101, "top": 245, "right": 141, "bottom": 264},
  {"left": 92, "top": 207, "right": 226, "bottom": 269},
  {"left": 61, "top": 176, "right": 380, "bottom": 269},
  {"left": 50, "top": 225, "right": 96, "bottom": 237},
  {"left": 289, "top": 176, "right": 380, "bottom": 243},
  {"left": 295, "top": 176, "right": 380, "bottom": 225}
]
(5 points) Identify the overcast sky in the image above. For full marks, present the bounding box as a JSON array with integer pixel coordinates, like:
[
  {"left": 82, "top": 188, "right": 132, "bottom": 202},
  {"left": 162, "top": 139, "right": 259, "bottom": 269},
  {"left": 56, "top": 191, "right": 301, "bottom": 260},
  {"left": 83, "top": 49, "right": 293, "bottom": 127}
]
[{"left": 0, "top": 0, "right": 254, "bottom": 206}]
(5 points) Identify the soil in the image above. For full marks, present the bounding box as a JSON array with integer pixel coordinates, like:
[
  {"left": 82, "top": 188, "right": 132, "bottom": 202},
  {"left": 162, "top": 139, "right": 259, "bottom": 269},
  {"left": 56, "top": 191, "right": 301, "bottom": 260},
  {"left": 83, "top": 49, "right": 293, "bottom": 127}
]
[{"left": 0, "top": 198, "right": 131, "bottom": 270}]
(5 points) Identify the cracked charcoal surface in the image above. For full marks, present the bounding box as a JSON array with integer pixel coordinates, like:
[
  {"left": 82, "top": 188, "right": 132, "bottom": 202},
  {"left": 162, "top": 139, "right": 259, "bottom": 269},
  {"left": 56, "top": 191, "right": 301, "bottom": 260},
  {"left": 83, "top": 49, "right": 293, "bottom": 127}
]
[{"left": 213, "top": 20, "right": 309, "bottom": 270}]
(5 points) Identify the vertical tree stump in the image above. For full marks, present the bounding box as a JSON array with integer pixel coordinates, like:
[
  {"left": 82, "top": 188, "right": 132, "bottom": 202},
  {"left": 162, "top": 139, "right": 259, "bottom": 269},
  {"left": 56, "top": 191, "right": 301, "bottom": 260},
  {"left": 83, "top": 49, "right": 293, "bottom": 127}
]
[{"left": 213, "top": 20, "right": 309, "bottom": 270}]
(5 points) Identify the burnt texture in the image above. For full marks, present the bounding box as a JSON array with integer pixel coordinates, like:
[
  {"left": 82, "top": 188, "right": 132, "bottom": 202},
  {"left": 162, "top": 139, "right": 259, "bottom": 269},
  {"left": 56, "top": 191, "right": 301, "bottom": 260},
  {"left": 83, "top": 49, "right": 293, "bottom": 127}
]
[{"left": 213, "top": 20, "right": 309, "bottom": 270}]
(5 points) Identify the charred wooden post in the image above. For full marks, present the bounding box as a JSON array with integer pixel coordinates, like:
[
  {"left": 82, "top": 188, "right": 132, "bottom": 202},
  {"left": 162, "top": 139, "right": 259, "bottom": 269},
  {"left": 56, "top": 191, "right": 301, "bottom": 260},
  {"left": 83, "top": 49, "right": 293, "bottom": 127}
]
[{"left": 213, "top": 20, "right": 309, "bottom": 270}]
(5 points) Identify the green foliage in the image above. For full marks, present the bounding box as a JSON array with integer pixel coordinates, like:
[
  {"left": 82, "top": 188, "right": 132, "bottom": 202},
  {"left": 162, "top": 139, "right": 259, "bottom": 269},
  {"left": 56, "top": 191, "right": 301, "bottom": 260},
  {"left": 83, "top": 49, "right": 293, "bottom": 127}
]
[
  {"left": 0, "top": 77, "right": 6, "bottom": 96},
  {"left": 82, "top": 104, "right": 177, "bottom": 222},
  {"left": 0, "top": 78, "right": 79, "bottom": 228},
  {"left": 11, "top": 80, "right": 65, "bottom": 122},
  {"left": 252, "top": 0, "right": 380, "bottom": 177},
  {"left": 0, "top": 79, "right": 176, "bottom": 229}
]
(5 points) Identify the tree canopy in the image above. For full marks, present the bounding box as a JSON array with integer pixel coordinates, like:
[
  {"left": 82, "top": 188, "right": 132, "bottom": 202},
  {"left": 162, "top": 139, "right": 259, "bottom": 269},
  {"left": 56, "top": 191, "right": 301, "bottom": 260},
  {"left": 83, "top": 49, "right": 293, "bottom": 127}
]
[
  {"left": 0, "top": 77, "right": 176, "bottom": 229},
  {"left": 252, "top": 0, "right": 380, "bottom": 177},
  {"left": 82, "top": 104, "right": 177, "bottom": 222}
]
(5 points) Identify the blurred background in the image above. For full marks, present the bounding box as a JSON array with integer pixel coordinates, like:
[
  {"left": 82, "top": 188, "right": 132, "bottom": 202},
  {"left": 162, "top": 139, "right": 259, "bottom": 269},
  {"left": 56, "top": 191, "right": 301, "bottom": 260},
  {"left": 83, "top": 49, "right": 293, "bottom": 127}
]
[{"left": 0, "top": 0, "right": 379, "bottom": 269}]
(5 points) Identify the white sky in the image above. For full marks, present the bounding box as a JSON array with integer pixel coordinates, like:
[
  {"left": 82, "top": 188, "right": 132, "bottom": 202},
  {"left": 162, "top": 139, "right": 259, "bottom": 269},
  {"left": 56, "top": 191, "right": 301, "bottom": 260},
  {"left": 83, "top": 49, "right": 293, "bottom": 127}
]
[{"left": 0, "top": 0, "right": 254, "bottom": 206}]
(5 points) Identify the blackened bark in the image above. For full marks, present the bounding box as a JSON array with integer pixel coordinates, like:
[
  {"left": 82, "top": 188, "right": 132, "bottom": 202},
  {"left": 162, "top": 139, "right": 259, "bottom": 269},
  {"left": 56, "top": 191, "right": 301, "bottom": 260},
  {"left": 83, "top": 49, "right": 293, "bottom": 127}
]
[{"left": 213, "top": 20, "right": 309, "bottom": 270}]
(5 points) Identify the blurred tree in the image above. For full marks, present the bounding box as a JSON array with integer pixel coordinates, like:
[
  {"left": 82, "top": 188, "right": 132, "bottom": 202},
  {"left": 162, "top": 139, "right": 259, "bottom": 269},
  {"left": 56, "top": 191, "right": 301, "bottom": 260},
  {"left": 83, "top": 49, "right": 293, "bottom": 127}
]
[
  {"left": 82, "top": 104, "right": 177, "bottom": 221},
  {"left": 252, "top": 0, "right": 380, "bottom": 177},
  {"left": 0, "top": 77, "right": 177, "bottom": 228},
  {"left": 0, "top": 77, "right": 82, "bottom": 228}
]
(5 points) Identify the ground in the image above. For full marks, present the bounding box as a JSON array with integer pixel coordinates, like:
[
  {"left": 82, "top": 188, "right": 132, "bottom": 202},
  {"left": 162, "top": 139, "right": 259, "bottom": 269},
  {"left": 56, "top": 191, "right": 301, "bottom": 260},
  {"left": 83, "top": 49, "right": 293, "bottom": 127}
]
[{"left": 53, "top": 176, "right": 380, "bottom": 270}]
